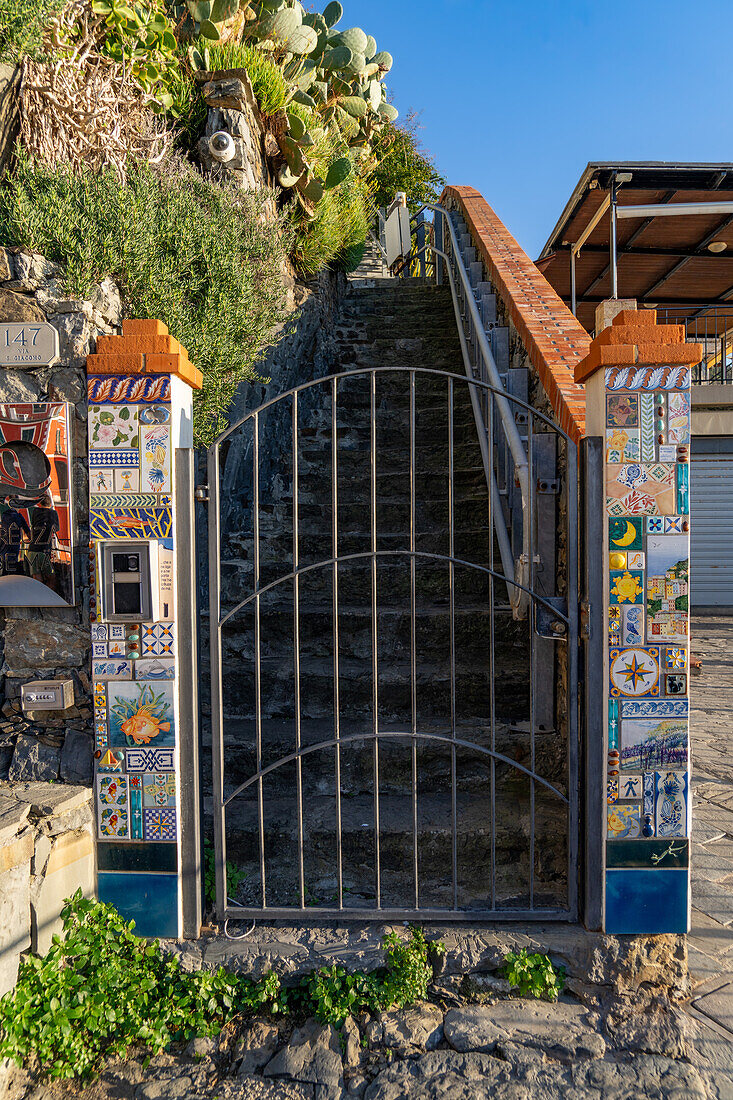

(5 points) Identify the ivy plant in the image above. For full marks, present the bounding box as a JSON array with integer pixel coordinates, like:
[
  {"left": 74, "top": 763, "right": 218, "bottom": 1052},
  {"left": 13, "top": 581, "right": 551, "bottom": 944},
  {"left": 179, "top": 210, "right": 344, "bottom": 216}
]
[{"left": 502, "top": 948, "right": 566, "bottom": 1002}]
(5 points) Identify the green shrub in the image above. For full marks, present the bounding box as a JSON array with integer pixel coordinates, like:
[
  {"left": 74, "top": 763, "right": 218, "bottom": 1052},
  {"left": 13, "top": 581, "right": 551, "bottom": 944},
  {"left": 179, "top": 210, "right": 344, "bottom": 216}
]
[
  {"left": 0, "top": 154, "right": 292, "bottom": 445},
  {"left": 206, "top": 41, "right": 289, "bottom": 115},
  {"left": 0, "top": 0, "right": 65, "bottom": 62},
  {"left": 203, "top": 838, "right": 247, "bottom": 908},
  {"left": 368, "top": 111, "right": 444, "bottom": 214},
  {"left": 502, "top": 948, "right": 566, "bottom": 1002},
  {"left": 0, "top": 891, "right": 278, "bottom": 1080}
]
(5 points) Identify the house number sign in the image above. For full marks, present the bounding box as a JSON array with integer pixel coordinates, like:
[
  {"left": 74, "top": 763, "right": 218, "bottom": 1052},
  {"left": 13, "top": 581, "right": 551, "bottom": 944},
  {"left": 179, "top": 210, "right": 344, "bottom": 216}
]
[{"left": 0, "top": 322, "right": 59, "bottom": 366}]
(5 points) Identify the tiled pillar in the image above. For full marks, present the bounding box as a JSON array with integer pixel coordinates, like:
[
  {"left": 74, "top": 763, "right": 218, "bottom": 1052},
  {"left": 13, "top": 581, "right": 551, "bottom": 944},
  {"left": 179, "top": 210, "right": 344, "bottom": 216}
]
[
  {"left": 86, "top": 319, "right": 202, "bottom": 938},
  {"left": 576, "top": 309, "right": 701, "bottom": 934}
]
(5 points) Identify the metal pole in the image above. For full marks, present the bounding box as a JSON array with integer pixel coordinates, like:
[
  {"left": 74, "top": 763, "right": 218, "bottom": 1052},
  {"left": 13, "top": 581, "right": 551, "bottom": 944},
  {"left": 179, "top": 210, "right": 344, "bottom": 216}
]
[
  {"left": 206, "top": 442, "right": 227, "bottom": 920},
  {"left": 610, "top": 177, "right": 619, "bottom": 300},
  {"left": 571, "top": 249, "right": 577, "bottom": 316}
]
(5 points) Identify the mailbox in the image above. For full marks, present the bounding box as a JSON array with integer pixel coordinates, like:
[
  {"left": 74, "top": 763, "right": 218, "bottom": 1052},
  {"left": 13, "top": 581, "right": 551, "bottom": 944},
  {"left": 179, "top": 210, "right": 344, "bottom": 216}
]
[
  {"left": 101, "top": 541, "right": 153, "bottom": 622},
  {"left": 22, "top": 679, "right": 74, "bottom": 712}
]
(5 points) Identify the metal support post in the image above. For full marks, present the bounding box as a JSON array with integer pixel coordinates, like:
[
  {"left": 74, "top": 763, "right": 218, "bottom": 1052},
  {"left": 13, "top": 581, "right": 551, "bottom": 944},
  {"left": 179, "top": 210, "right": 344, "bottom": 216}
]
[{"left": 610, "top": 177, "right": 619, "bottom": 300}]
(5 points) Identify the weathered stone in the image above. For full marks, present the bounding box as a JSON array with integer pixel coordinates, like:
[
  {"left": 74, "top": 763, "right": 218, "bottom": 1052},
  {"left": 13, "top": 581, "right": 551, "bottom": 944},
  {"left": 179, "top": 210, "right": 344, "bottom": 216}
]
[
  {"left": 137, "top": 1074, "right": 194, "bottom": 1099},
  {"left": 265, "top": 1018, "right": 343, "bottom": 1090},
  {"left": 604, "top": 1003, "right": 691, "bottom": 1059},
  {"left": 380, "top": 1004, "right": 443, "bottom": 1055},
  {"left": 364, "top": 1051, "right": 509, "bottom": 1100},
  {"left": 60, "top": 729, "right": 94, "bottom": 784},
  {"left": 212, "top": 1077, "right": 314, "bottom": 1099},
  {"left": 90, "top": 276, "right": 122, "bottom": 326},
  {"left": 30, "top": 827, "right": 94, "bottom": 954},
  {"left": 185, "top": 1036, "right": 217, "bottom": 1061},
  {"left": 443, "top": 1000, "right": 605, "bottom": 1060},
  {"left": 3, "top": 618, "right": 89, "bottom": 673},
  {"left": 0, "top": 248, "right": 13, "bottom": 282},
  {"left": 203, "top": 76, "right": 257, "bottom": 114},
  {"left": 0, "top": 795, "right": 29, "bottom": 844},
  {"left": 8, "top": 780, "right": 91, "bottom": 817},
  {"left": 9, "top": 735, "right": 60, "bottom": 782},
  {"left": 342, "top": 1016, "right": 361, "bottom": 1069},
  {"left": 234, "top": 1021, "right": 280, "bottom": 1075},
  {"left": 54, "top": 310, "right": 95, "bottom": 370},
  {"left": 0, "top": 369, "right": 45, "bottom": 403},
  {"left": 0, "top": 844, "right": 31, "bottom": 995},
  {"left": 9, "top": 251, "right": 60, "bottom": 291},
  {"left": 0, "top": 287, "right": 45, "bottom": 323}
]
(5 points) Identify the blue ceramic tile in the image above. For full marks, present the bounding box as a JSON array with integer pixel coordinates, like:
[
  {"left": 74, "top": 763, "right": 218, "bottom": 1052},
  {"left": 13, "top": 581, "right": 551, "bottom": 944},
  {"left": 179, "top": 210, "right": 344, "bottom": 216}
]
[
  {"left": 97, "top": 872, "right": 179, "bottom": 938},
  {"left": 605, "top": 869, "right": 688, "bottom": 934}
]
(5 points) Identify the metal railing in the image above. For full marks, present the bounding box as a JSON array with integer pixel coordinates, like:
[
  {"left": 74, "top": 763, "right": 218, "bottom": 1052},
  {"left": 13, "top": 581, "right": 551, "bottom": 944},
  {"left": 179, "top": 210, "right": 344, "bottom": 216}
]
[{"left": 658, "top": 306, "right": 733, "bottom": 384}]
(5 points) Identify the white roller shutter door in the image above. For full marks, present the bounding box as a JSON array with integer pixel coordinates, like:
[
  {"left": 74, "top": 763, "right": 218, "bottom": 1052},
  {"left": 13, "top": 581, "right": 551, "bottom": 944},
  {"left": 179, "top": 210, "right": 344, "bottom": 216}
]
[{"left": 691, "top": 453, "right": 733, "bottom": 607}]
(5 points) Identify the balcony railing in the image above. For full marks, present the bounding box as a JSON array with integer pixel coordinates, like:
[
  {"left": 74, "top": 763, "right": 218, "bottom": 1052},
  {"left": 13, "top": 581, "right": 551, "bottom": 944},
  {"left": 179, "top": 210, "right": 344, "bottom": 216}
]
[{"left": 657, "top": 306, "right": 733, "bottom": 384}]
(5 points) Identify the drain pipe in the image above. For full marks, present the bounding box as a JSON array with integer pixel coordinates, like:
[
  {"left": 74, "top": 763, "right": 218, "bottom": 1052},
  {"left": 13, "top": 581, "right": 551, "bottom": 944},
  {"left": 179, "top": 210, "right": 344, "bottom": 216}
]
[{"left": 418, "top": 204, "right": 532, "bottom": 618}]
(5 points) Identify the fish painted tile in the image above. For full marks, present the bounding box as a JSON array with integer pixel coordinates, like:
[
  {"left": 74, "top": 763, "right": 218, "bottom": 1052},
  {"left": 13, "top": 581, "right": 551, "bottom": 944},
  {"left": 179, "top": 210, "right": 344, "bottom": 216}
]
[
  {"left": 609, "top": 517, "right": 643, "bottom": 552},
  {"left": 141, "top": 425, "right": 171, "bottom": 493},
  {"left": 605, "top": 869, "right": 688, "bottom": 933},
  {"left": 108, "top": 681, "right": 175, "bottom": 748},
  {"left": 607, "top": 804, "right": 641, "bottom": 839},
  {"left": 92, "top": 658, "right": 133, "bottom": 681},
  {"left": 134, "top": 658, "right": 175, "bottom": 680},
  {"left": 90, "top": 507, "right": 172, "bottom": 540},
  {"left": 620, "top": 714, "right": 688, "bottom": 771},
  {"left": 97, "top": 774, "right": 129, "bottom": 839},
  {"left": 89, "top": 405, "right": 139, "bottom": 450},
  {"left": 605, "top": 463, "right": 676, "bottom": 517},
  {"left": 654, "top": 770, "right": 689, "bottom": 838},
  {"left": 609, "top": 647, "right": 660, "bottom": 698}
]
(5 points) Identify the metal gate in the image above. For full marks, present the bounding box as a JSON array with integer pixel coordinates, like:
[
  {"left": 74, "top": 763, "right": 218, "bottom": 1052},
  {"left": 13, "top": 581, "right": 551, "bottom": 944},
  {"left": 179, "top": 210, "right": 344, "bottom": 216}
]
[{"left": 207, "top": 366, "right": 579, "bottom": 920}]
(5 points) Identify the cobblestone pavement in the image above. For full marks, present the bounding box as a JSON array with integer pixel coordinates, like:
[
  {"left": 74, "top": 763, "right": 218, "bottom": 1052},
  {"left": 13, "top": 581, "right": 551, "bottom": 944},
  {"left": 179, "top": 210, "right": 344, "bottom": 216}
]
[{"left": 687, "top": 615, "right": 733, "bottom": 1092}]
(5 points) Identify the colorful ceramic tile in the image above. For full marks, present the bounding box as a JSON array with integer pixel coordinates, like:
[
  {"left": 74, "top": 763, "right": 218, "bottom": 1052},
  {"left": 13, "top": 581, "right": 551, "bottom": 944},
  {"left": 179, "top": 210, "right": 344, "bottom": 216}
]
[
  {"left": 89, "top": 405, "right": 139, "bottom": 450},
  {"left": 606, "top": 428, "right": 640, "bottom": 463},
  {"left": 129, "top": 775, "right": 144, "bottom": 839},
  {"left": 667, "top": 391, "right": 690, "bottom": 445},
  {"left": 609, "top": 552, "right": 627, "bottom": 571},
  {"left": 144, "top": 807, "right": 177, "bottom": 841},
  {"left": 639, "top": 392, "right": 655, "bottom": 462},
  {"left": 665, "top": 673, "right": 687, "bottom": 696},
  {"left": 142, "top": 623, "right": 175, "bottom": 656},
  {"left": 95, "top": 730, "right": 108, "bottom": 752},
  {"left": 90, "top": 507, "right": 172, "bottom": 540},
  {"left": 143, "top": 772, "right": 176, "bottom": 808},
  {"left": 97, "top": 872, "right": 178, "bottom": 938},
  {"left": 90, "top": 467, "right": 115, "bottom": 493},
  {"left": 608, "top": 698, "right": 620, "bottom": 750},
  {"left": 88, "top": 375, "right": 171, "bottom": 404},
  {"left": 609, "top": 517, "right": 644, "bottom": 552},
  {"left": 610, "top": 647, "right": 660, "bottom": 698},
  {"left": 109, "top": 625, "right": 126, "bottom": 640},
  {"left": 606, "top": 839, "right": 688, "bottom": 869},
  {"left": 126, "top": 747, "right": 175, "bottom": 771},
  {"left": 664, "top": 647, "right": 687, "bottom": 670},
  {"left": 134, "top": 658, "right": 175, "bottom": 680},
  {"left": 621, "top": 698, "right": 688, "bottom": 718},
  {"left": 654, "top": 391, "right": 666, "bottom": 447},
  {"left": 646, "top": 517, "right": 663, "bottom": 534},
  {"left": 619, "top": 775, "right": 642, "bottom": 800},
  {"left": 91, "top": 493, "right": 169, "bottom": 509},
  {"left": 98, "top": 773, "right": 127, "bottom": 805},
  {"left": 658, "top": 445, "right": 677, "bottom": 463},
  {"left": 605, "top": 463, "right": 676, "bottom": 517},
  {"left": 605, "top": 366, "right": 690, "bottom": 391},
  {"left": 605, "top": 869, "right": 688, "bottom": 933},
  {"left": 610, "top": 571, "right": 644, "bottom": 605},
  {"left": 89, "top": 449, "right": 140, "bottom": 468},
  {"left": 677, "top": 463, "right": 689, "bottom": 514},
  {"left": 97, "top": 749, "right": 124, "bottom": 772},
  {"left": 108, "top": 639, "right": 127, "bottom": 657},
  {"left": 620, "top": 714, "right": 687, "bottom": 770},
  {"left": 139, "top": 404, "right": 171, "bottom": 425},
  {"left": 621, "top": 604, "right": 644, "bottom": 647},
  {"left": 607, "top": 804, "right": 641, "bottom": 839},
  {"left": 91, "top": 624, "right": 109, "bottom": 641},
  {"left": 609, "top": 606, "right": 621, "bottom": 646},
  {"left": 627, "top": 551, "right": 645, "bottom": 570},
  {"left": 114, "top": 467, "right": 140, "bottom": 492},
  {"left": 646, "top": 535, "right": 688, "bottom": 642},
  {"left": 664, "top": 516, "right": 685, "bottom": 534},
  {"left": 108, "top": 681, "right": 175, "bottom": 748},
  {"left": 607, "top": 393, "right": 639, "bottom": 427},
  {"left": 643, "top": 772, "right": 655, "bottom": 816},
  {"left": 607, "top": 777, "right": 619, "bottom": 804},
  {"left": 92, "top": 642, "right": 108, "bottom": 657},
  {"left": 141, "top": 425, "right": 171, "bottom": 493},
  {"left": 97, "top": 774, "right": 129, "bottom": 839},
  {"left": 99, "top": 805, "right": 129, "bottom": 839},
  {"left": 92, "top": 658, "right": 133, "bottom": 681},
  {"left": 655, "top": 771, "right": 689, "bottom": 837}
]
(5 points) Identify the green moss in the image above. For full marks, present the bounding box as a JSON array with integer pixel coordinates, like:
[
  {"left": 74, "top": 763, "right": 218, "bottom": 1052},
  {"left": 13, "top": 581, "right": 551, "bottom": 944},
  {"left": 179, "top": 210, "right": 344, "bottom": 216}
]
[{"left": 0, "top": 155, "right": 292, "bottom": 445}]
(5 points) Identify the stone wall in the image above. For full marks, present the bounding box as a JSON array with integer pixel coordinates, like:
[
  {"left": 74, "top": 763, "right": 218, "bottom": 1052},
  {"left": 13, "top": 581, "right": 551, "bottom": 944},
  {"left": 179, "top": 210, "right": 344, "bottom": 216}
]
[
  {"left": 0, "top": 249, "right": 122, "bottom": 784},
  {"left": 0, "top": 781, "right": 94, "bottom": 995}
]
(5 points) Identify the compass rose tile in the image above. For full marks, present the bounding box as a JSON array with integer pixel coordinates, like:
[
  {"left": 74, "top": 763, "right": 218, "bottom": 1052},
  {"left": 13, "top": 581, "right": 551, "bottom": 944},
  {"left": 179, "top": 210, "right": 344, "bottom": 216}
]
[{"left": 609, "top": 647, "right": 660, "bottom": 698}]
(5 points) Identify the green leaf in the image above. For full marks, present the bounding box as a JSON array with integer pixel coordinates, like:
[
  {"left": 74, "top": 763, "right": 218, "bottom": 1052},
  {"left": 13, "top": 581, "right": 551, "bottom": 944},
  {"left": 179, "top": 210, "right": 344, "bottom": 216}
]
[{"left": 198, "top": 18, "right": 220, "bottom": 39}]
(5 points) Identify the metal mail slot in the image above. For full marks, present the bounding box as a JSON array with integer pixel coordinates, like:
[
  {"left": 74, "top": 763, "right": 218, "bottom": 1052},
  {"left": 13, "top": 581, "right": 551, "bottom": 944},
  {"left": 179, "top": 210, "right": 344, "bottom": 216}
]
[{"left": 101, "top": 541, "right": 153, "bottom": 622}]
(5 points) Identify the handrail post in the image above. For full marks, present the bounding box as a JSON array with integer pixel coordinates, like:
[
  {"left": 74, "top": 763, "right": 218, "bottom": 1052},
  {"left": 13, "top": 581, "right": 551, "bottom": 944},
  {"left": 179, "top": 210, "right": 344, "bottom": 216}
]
[{"left": 434, "top": 209, "right": 444, "bottom": 285}]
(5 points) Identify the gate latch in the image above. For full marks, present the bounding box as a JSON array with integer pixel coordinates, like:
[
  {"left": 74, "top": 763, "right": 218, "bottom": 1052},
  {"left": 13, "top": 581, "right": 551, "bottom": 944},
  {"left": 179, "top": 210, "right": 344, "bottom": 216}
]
[
  {"left": 534, "top": 597, "right": 568, "bottom": 640},
  {"left": 195, "top": 484, "right": 209, "bottom": 503}
]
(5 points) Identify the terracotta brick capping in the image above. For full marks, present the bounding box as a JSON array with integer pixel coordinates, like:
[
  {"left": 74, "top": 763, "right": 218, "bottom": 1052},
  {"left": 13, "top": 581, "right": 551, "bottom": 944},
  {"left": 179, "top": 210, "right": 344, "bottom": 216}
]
[
  {"left": 442, "top": 186, "right": 590, "bottom": 443},
  {"left": 574, "top": 308, "right": 702, "bottom": 383},
  {"left": 86, "top": 318, "right": 203, "bottom": 390}
]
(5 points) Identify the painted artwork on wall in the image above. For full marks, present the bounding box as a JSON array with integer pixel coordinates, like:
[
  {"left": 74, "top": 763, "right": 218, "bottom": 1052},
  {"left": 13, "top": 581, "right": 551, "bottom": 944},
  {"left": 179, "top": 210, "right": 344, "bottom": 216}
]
[
  {"left": 0, "top": 403, "right": 75, "bottom": 605},
  {"left": 620, "top": 715, "right": 688, "bottom": 770},
  {"left": 646, "top": 535, "right": 689, "bottom": 642},
  {"left": 107, "top": 681, "right": 175, "bottom": 748}
]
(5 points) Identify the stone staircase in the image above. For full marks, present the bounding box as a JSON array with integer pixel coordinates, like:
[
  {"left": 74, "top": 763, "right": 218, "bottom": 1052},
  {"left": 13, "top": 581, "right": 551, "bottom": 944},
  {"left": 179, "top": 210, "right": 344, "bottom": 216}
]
[{"left": 203, "top": 275, "right": 569, "bottom": 913}]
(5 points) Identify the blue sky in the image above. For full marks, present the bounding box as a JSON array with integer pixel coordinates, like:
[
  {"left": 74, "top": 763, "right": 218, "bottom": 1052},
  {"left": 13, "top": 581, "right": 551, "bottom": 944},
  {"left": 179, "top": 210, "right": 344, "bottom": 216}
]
[{"left": 347, "top": 0, "right": 733, "bottom": 258}]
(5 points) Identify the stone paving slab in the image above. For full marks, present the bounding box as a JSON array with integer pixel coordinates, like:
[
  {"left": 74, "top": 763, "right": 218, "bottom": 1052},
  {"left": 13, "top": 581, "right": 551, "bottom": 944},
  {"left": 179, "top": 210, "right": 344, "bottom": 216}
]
[{"left": 693, "top": 974, "right": 733, "bottom": 1033}]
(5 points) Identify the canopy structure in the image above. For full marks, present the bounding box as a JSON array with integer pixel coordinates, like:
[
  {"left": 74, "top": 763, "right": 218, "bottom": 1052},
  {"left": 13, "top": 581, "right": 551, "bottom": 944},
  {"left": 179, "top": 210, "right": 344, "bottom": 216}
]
[{"left": 537, "top": 163, "right": 733, "bottom": 334}]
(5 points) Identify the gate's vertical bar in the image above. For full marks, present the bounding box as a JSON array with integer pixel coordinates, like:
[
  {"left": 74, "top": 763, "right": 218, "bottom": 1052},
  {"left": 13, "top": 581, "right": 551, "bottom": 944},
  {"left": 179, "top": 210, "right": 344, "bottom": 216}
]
[
  {"left": 292, "top": 394, "right": 305, "bottom": 909},
  {"left": 488, "top": 389, "right": 496, "bottom": 909},
  {"left": 207, "top": 442, "right": 227, "bottom": 919},
  {"left": 448, "top": 377, "right": 457, "bottom": 909},
  {"left": 566, "top": 440, "right": 580, "bottom": 921},
  {"left": 253, "top": 411, "right": 266, "bottom": 907},
  {"left": 581, "top": 436, "right": 603, "bottom": 929},
  {"left": 528, "top": 410, "right": 535, "bottom": 910},
  {"left": 409, "top": 371, "right": 418, "bottom": 908},
  {"left": 416, "top": 212, "right": 426, "bottom": 280},
  {"left": 331, "top": 377, "right": 343, "bottom": 909},
  {"left": 370, "top": 371, "right": 381, "bottom": 908}
]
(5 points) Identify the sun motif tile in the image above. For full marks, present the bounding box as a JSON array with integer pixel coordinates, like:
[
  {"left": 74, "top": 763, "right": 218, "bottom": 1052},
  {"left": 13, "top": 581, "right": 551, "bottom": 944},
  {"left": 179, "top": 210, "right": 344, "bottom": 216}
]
[
  {"left": 610, "top": 570, "right": 644, "bottom": 605},
  {"left": 144, "top": 807, "right": 177, "bottom": 841},
  {"left": 609, "top": 517, "right": 644, "bottom": 552},
  {"left": 609, "top": 647, "right": 660, "bottom": 698},
  {"left": 142, "top": 623, "right": 175, "bottom": 656},
  {"left": 607, "top": 804, "right": 641, "bottom": 839}
]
